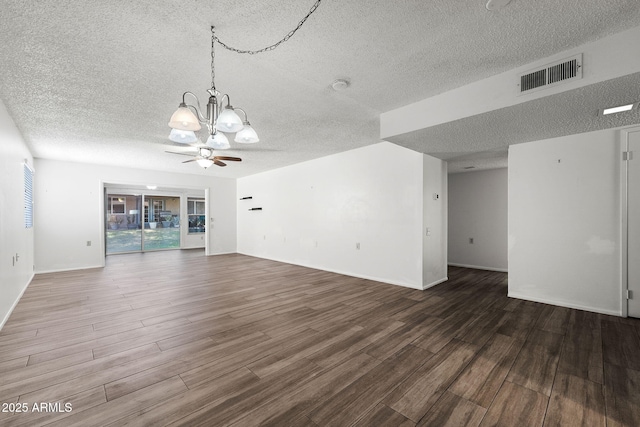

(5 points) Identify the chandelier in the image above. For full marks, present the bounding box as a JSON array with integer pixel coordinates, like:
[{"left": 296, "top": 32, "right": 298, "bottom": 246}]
[
  {"left": 168, "top": 0, "right": 322, "bottom": 157},
  {"left": 168, "top": 27, "right": 258, "bottom": 150}
]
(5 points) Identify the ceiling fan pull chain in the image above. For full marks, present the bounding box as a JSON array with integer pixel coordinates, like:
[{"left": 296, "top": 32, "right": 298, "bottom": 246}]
[{"left": 211, "top": 0, "right": 322, "bottom": 55}]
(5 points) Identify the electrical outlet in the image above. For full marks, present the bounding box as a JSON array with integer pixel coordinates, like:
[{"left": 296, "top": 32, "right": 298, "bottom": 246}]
[
  {"left": 469, "top": 238, "right": 474, "bottom": 244},
  {"left": 87, "top": 241, "right": 92, "bottom": 246},
  {"left": 356, "top": 242, "right": 360, "bottom": 250}
]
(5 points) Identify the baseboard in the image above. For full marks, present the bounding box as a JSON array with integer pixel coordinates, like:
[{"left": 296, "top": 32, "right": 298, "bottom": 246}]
[
  {"left": 206, "top": 251, "right": 237, "bottom": 256},
  {"left": 236, "top": 251, "right": 423, "bottom": 290},
  {"left": 182, "top": 245, "right": 206, "bottom": 250},
  {"left": 0, "top": 272, "right": 34, "bottom": 332},
  {"left": 507, "top": 291, "right": 622, "bottom": 316},
  {"left": 423, "top": 277, "right": 448, "bottom": 290},
  {"left": 448, "top": 263, "right": 508, "bottom": 273},
  {"left": 35, "top": 264, "right": 105, "bottom": 274}
]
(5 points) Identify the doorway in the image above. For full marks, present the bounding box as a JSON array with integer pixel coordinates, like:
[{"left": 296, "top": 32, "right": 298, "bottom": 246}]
[
  {"left": 105, "top": 191, "right": 181, "bottom": 254},
  {"left": 626, "top": 129, "right": 640, "bottom": 318}
]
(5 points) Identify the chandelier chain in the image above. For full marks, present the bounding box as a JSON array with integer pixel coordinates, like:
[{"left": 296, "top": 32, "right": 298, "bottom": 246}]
[
  {"left": 212, "top": 0, "right": 321, "bottom": 56},
  {"left": 211, "top": 29, "right": 216, "bottom": 91}
]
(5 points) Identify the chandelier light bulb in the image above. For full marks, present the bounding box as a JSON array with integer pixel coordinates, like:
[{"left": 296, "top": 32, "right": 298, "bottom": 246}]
[
  {"left": 168, "top": 103, "right": 201, "bottom": 131},
  {"left": 216, "top": 107, "right": 244, "bottom": 133},
  {"left": 206, "top": 132, "right": 230, "bottom": 150},
  {"left": 234, "top": 123, "right": 259, "bottom": 143},
  {"left": 168, "top": 129, "right": 197, "bottom": 144}
]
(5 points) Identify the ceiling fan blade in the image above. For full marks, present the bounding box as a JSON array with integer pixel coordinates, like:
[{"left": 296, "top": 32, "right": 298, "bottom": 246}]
[
  {"left": 214, "top": 160, "right": 227, "bottom": 167},
  {"left": 214, "top": 156, "right": 242, "bottom": 162},
  {"left": 182, "top": 159, "right": 198, "bottom": 163},
  {"left": 165, "top": 151, "right": 197, "bottom": 157}
]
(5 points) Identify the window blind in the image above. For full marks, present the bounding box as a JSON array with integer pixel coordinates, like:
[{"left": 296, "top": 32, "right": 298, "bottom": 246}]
[{"left": 24, "top": 163, "right": 34, "bottom": 228}]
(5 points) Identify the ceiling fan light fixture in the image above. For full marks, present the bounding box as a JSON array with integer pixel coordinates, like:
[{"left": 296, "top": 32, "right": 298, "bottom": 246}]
[
  {"left": 215, "top": 106, "right": 244, "bottom": 133},
  {"left": 206, "top": 132, "right": 230, "bottom": 150},
  {"left": 234, "top": 123, "right": 259, "bottom": 143},
  {"left": 169, "top": 103, "right": 201, "bottom": 131},
  {"left": 168, "top": 128, "right": 198, "bottom": 144},
  {"left": 196, "top": 158, "right": 214, "bottom": 168}
]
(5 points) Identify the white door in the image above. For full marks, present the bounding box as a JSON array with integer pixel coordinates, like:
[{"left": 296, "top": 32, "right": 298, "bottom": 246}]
[{"left": 629, "top": 130, "right": 640, "bottom": 318}]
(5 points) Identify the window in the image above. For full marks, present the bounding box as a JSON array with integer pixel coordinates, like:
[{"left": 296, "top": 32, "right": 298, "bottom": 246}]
[
  {"left": 24, "top": 163, "right": 34, "bottom": 229},
  {"left": 108, "top": 196, "right": 126, "bottom": 214},
  {"left": 187, "top": 198, "right": 205, "bottom": 233}
]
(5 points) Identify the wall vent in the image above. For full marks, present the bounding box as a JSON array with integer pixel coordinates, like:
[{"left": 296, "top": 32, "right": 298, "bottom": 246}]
[{"left": 517, "top": 54, "right": 582, "bottom": 95}]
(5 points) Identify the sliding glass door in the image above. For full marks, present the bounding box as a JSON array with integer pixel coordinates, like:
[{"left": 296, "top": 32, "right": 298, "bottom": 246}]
[
  {"left": 106, "top": 194, "right": 143, "bottom": 253},
  {"left": 142, "top": 196, "right": 180, "bottom": 250},
  {"left": 105, "top": 192, "right": 180, "bottom": 254}
]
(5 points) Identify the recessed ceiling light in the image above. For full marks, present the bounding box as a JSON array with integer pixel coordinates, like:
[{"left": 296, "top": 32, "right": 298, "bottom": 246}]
[
  {"left": 146, "top": 185, "right": 157, "bottom": 190},
  {"left": 601, "top": 103, "right": 637, "bottom": 115}
]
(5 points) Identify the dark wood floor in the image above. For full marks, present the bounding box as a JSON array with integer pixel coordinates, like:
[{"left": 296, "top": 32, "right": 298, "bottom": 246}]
[{"left": 0, "top": 250, "right": 639, "bottom": 426}]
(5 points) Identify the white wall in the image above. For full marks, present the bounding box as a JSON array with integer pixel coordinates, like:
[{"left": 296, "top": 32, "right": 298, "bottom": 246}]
[
  {"left": 0, "top": 99, "right": 35, "bottom": 329},
  {"left": 509, "top": 128, "right": 622, "bottom": 315},
  {"left": 237, "top": 141, "right": 446, "bottom": 290},
  {"left": 448, "top": 168, "right": 508, "bottom": 272},
  {"left": 423, "top": 154, "right": 448, "bottom": 288},
  {"left": 34, "top": 159, "right": 237, "bottom": 273},
  {"left": 208, "top": 180, "right": 237, "bottom": 255}
]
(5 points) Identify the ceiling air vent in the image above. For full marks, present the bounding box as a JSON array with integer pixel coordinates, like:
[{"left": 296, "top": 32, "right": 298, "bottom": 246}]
[{"left": 517, "top": 54, "right": 582, "bottom": 95}]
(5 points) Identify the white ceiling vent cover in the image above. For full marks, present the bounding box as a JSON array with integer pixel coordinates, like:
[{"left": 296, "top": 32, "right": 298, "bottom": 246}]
[{"left": 517, "top": 54, "right": 582, "bottom": 95}]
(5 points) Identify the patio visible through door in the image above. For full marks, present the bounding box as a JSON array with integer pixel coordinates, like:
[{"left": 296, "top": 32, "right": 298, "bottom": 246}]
[{"left": 105, "top": 192, "right": 181, "bottom": 254}]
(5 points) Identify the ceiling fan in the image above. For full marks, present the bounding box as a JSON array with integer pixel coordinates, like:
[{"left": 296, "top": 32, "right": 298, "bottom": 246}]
[{"left": 165, "top": 147, "right": 241, "bottom": 168}]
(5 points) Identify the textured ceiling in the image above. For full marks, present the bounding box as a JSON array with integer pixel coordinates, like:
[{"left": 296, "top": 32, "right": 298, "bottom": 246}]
[
  {"left": 1, "top": 0, "right": 640, "bottom": 178},
  {"left": 390, "top": 72, "right": 640, "bottom": 173}
]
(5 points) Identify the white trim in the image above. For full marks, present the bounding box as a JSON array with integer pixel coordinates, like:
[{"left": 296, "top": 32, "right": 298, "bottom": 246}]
[
  {"left": 205, "top": 188, "right": 210, "bottom": 256},
  {"left": 423, "top": 277, "right": 448, "bottom": 290},
  {"left": 99, "top": 181, "right": 106, "bottom": 266},
  {"left": 0, "top": 273, "right": 34, "bottom": 331},
  {"left": 206, "top": 251, "right": 237, "bottom": 256},
  {"left": 35, "top": 265, "right": 105, "bottom": 274},
  {"left": 237, "top": 251, "right": 423, "bottom": 290},
  {"left": 507, "top": 291, "right": 622, "bottom": 317},
  {"left": 448, "top": 263, "right": 508, "bottom": 273}
]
